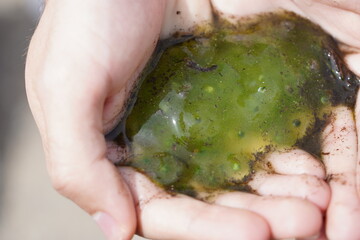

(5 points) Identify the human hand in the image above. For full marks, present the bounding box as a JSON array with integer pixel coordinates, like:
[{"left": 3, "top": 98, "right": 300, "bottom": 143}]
[
  {"left": 25, "top": 0, "right": 358, "bottom": 239},
  {"left": 25, "top": 1, "right": 271, "bottom": 239},
  {"left": 211, "top": 0, "right": 360, "bottom": 238},
  {"left": 25, "top": 0, "right": 164, "bottom": 239},
  {"left": 108, "top": 1, "right": 332, "bottom": 239},
  {"left": 27, "top": 0, "right": 285, "bottom": 239}
]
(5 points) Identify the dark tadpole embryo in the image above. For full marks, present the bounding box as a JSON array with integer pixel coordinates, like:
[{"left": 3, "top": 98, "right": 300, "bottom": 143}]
[{"left": 112, "top": 11, "right": 360, "bottom": 198}]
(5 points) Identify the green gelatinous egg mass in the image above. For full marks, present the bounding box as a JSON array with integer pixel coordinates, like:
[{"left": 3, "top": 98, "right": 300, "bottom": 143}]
[{"left": 113, "top": 12, "right": 359, "bottom": 196}]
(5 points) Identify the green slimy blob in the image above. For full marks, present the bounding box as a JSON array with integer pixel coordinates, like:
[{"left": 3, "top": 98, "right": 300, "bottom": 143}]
[{"left": 112, "top": 12, "right": 359, "bottom": 197}]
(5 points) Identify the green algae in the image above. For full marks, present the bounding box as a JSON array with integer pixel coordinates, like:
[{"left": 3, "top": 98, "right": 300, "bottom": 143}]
[{"left": 112, "top": 12, "right": 359, "bottom": 197}]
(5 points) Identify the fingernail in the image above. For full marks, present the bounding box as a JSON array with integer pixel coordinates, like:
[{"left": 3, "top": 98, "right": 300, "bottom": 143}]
[{"left": 93, "top": 212, "right": 118, "bottom": 240}]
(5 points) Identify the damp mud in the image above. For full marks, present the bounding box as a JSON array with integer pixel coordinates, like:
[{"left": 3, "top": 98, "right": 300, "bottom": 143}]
[{"left": 108, "top": 11, "right": 359, "bottom": 198}]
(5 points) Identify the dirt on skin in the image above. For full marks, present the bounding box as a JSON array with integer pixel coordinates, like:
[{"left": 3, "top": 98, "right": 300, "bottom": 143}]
[{"left": 108, "top": 11, "right": 360, "bottom": 198}]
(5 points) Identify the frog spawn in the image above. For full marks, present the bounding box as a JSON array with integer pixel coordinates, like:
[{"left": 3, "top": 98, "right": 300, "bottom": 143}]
[{"left": 110, "top": 12, "right": 359, "bottom": 198}]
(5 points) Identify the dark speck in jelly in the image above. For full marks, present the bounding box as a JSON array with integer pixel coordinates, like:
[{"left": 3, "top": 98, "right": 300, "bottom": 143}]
[{"left": 111, "top": 11, "right": 359, "bottom": 198}]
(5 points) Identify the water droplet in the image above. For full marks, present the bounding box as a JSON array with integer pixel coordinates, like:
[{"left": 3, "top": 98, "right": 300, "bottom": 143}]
[
  {"left": 344, "top": 80, "right": 356, "bottom": 91},
  {"left": 258, "top": 86, "right": 266, "bottom": 93},
  {"left": 292, "top": 119, "right": 301, "bottom": 127}
]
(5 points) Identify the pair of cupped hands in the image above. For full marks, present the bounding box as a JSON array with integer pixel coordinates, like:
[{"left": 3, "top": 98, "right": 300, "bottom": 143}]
[{"left": 25, "top": 0, "right": 360, "bottom": 239}]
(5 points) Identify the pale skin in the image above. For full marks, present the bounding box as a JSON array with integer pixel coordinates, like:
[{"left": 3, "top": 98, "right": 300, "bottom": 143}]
[{"left": 25, "top": 0, "right": 360, "bottom": 239}]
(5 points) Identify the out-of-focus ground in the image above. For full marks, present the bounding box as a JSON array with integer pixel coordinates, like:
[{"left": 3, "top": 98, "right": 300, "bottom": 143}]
[{"left": 0, "top": 1, "right": 142, "bottom": 239}]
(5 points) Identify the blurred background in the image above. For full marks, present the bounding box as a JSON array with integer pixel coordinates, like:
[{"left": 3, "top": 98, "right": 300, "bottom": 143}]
[{"left": 0, "top": 1, "right": 141, "bottom": 239}]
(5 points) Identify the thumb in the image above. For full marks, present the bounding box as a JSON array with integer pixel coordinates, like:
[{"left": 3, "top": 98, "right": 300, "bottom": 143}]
[{"left": 25, "top": 0, "right": 166, "bottom": 239}]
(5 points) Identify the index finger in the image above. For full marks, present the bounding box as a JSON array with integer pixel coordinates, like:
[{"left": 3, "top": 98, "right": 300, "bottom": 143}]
[{"left": 119, "top": 167, "right": 271, "bottom": 240}]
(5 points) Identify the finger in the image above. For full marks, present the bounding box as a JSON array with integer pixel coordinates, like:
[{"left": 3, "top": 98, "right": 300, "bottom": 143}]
[
  {"left": 215, "top": 192, "right": 322, "bottom": 239},
  {"left": 285, "top": 0, "right": 360, "bottom": 49},
  {"left": 322, "top": 107, "right": 357, "bottom": 174},
  {"left": 25, "top": 1, "right": 166, "bottom": 239},
  {"left": 119, "top": 167, "right": 270, "bottom": 240},
  {"left": 161, "top": 0, "right": 213, "bottom": 39},
  {"left": 249, "top": 171, "right": 330, "bottom": 211},
  {"left": 314, "top": 0, "right": 360, "bottom": 13},
  {"left": 345, "top": 50, "right": 360, "bottom": 194},
  {"left": 345, "top": 52, "right": 360, "bottom": 77},
  {"left": 264, "top": 149, "right": 325, "bottom": 179},
  {"left": 323, "top": 106, "right": 360, "bottom": 239},
  {"left": 210, "top": 0, "right": 360, "bottom": 49}
]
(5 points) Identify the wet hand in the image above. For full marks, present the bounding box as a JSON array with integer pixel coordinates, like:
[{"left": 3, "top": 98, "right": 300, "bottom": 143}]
[{"left": 211, "top": 0, "right": 360, "bottom": 238}]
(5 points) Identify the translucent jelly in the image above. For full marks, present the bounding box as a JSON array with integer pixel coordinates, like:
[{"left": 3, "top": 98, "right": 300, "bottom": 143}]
[{"left": 112, "top": 12, "right": 359, "bottom": 197}]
